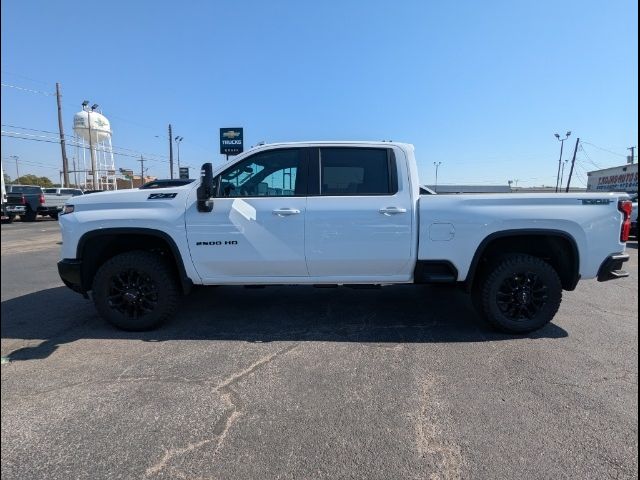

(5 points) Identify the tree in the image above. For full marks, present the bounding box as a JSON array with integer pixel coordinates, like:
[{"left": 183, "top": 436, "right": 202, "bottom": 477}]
[
  {"left": 13, "top": 174, "right": 55, "bottom": 187},
  {"left": 3, "top": 173, "right": 11, "bottom": 185}
]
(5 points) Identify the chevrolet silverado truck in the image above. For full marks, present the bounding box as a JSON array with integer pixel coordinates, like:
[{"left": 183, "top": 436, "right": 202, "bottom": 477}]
[
  {"left": 42, "top": 187, "right": 84, "bottom": 219},
  {"left": 58, "top": 142, "right": 633, "bottom": 333}
]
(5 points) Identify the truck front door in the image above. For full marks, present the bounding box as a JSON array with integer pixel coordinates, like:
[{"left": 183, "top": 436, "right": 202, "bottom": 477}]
[{"left": 185, "top": 148, "right": 309, "bottom": 281}]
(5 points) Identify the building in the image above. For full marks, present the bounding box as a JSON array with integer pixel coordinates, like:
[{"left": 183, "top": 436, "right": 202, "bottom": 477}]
[
  {"left": 587, "top": 164, "right": 638, "bottom": 194},
  {"left": 116, "top": 175, "right": 157, "bottom": 190}
]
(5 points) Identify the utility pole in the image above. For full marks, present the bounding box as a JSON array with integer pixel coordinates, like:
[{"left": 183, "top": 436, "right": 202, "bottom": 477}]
[
  {"left": 168, "top": 124, "right": 174, "bottom": 179},
  {"left": 628, "top": 146, "right": 636, "bottom": 164},
  {"left": 565, "top": 137, "right": 580, "bottom": 193},
  {"left": 554, "top": 131, "right": 571, "bottom": 192},
  {"left": 433, "top": 161, "right": 442, "bottom": 192},
  {"left": 56, "top": 83, "right": 69, "bottom": 187},
  {"left": 138, "top": 155, "right": 145, "bottom": 187}
]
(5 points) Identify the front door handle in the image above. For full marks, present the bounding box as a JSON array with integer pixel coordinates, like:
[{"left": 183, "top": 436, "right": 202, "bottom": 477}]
[
  {"left": 272, "top": 208, "right": 301, "bottom": 216},
  {"left": 379, "top": 207, "right": 407, "bottom": 215}
]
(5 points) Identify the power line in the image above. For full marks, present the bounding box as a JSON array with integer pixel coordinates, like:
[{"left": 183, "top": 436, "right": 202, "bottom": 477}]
[
  {"left": 578, "top": 144, "right": 603, "bottom": 170},
  {"left": 1, "top": 132, "right": 170, "bottom": 163},
  {"left": 0, "top": 83, "right": 54, "bottom": 96},
  {"left": 2, "top": 75, "right": 213, "bottom": 157},
  {"left": 581, "top": 141, "right": 627, "bottom": 158},
  {"left": 1, "top": 129, "right": 170, "bottom": 163},
  {"left": 1, "top": 70, "right": 52, "bottom": 86},
  {"left": 1, "top": 123, "right": 73, "bottom": 137}
]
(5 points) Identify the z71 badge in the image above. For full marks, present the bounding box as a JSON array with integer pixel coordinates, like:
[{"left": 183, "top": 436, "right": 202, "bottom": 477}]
[{"left": 148, "top": 193, "right": 178, "bottom": 199}]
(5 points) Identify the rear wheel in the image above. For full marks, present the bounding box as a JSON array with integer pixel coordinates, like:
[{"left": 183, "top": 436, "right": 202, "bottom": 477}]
[
  {"left": 92, "top": 251, "right": 180, "bottom": 331},
  {"left": 50, "top": 212, "right": 59, "bottom": 220},
  {"left": 477, "top": 254, "right": 562, "bottom": 334},
  {"left": 23, "top": 208, "right": 37, "bottom": 222}
]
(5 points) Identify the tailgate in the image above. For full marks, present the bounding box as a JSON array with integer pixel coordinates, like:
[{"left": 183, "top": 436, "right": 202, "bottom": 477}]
[{"left": 6, "top": 193, "right": 25, "bottom": 206}]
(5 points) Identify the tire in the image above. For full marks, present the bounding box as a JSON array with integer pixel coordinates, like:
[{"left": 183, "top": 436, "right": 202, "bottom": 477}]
[
  {"left": 478, "top": 254, "right": 562, "bottom": 334},
  {"left": 50, "top": 212, "right": 59, "bottom": 220},
  {"left": 23, "top": 208, "right": 37, "bottom": 222},
  {"left": 4, "top": 214, "right": 14, "bottom": 224},
  {"left": 92, "top": 251, "right": 180, "bottom": 331}
]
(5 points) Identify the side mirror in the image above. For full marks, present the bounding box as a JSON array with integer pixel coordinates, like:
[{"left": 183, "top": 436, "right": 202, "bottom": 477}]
[{"left": 197, "top": 163, "right": 214, "bottom": 212}]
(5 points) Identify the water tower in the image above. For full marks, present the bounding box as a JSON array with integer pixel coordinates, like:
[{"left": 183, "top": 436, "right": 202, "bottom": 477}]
[{"left": 73, "top": 102, "right": 117, "bottom": 190}]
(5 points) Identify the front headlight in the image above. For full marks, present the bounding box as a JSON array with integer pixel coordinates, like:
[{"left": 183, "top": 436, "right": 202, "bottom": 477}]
[{"left": 62, "top": 204, "right": 75, "bottom": 215}]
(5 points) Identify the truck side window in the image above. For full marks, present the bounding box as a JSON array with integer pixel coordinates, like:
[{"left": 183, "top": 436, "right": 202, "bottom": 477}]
[
  {"left": 319, "top": 148, "right": 396, "bottom": 196},
  {"left": 217, "top": 149, "right": 302, "bottom": 197}
]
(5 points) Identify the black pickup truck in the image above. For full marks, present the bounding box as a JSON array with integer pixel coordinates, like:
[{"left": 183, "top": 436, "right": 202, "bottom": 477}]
[{"left": 4, "top": 185, "right": 44, "bottom": 222}]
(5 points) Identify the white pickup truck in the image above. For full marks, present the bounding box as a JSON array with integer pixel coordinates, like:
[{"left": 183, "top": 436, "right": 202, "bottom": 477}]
[
  {"left": 42, "top": 188, "right": 84, "bottom": 219},
  {"left": 58, "top": 141, "right": 633, "bottom": 333}
]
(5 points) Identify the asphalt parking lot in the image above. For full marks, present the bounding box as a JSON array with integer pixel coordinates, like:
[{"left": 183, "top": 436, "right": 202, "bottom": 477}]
[{"left": 1, "top": 219, "right": 638, "bottom": 479}]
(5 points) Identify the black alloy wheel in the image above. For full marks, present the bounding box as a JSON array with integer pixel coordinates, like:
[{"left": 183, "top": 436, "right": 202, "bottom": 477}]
[
  {"left": 93, "top": 251, "right": 180, "bottom": 330},
  {"left": 496, "top": 271, "right": 548, "bottom": 321},
  {"left": 478, "top": 254, "right": 563, "bottom": 334},
  {"left": 107, "top": 269, "right": 159, "bottom": 319}
]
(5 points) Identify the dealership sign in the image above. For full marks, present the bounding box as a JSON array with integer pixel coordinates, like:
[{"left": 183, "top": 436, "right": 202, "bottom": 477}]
[
  {"left": 220, "top": 128, "right": 244, "bottom": 155},
  {"left": 587, "top": 164, "right": 638, "bottom": 193}
]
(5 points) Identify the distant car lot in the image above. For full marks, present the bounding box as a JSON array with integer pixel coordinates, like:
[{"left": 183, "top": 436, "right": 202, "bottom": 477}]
[{"left": 1, "top": 220, "right": 638, "bottom": 479}]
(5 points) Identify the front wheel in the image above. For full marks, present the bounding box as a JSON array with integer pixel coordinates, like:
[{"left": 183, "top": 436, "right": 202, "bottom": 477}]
[
  {"left": 92, "top": 251, "right": 180, "bottom": 331},
  {"left": 477, "top": 254, "right": 562, "bottom": 334}
]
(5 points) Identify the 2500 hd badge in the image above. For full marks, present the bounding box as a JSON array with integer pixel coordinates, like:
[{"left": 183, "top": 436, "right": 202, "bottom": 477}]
[{"left": 196, "top": 240, "right": 238, "bottom": 246}]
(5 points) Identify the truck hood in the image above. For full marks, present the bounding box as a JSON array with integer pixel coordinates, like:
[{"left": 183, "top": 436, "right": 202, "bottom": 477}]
[{"left": 69, "top": 183, "right": 197, "bottom": 211}]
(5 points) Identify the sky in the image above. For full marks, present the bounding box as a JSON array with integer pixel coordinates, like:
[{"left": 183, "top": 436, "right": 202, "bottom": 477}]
[{"left": 1, "top": 0, "right": 638, "bottom": 187}]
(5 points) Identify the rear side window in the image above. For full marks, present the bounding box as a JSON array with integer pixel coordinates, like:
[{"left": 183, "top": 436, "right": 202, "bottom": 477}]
[{"left": 319, "top": 148, "right": 396, "bottom": 196}]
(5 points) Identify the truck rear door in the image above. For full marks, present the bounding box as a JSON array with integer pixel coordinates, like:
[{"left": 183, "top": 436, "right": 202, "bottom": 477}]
[{"left": 304, "top": 146, "right": 413, "bottom": 278}]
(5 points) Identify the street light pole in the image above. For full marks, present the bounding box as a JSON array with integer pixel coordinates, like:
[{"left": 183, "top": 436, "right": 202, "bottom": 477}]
[
  {"left": 174, "top": 136, "right": 183, "bottom": 174},
  {"left": 433, "top": 161, "right": 442, "bottom": 192},
  {"left": 82, "top": 101, "right": 98, "bottom": 189},
  {"left": 554, "top": 131, "right": 571, "bottom": 192},
  {"left": 10, "top": 155, "right": 19, "bottom": 180}
]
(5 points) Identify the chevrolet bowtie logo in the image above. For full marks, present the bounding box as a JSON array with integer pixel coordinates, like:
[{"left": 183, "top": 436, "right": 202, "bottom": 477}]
[{"left": 222, "top": 130, "right": 241, "bottom": 139}]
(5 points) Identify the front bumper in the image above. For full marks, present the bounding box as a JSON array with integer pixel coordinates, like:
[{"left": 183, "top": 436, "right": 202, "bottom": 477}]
[
  {"left": 58, "top": 259, "right": 86, "bottom": 295},
  {"left": 597, "top": 253, "right": 630, "bottom": 282}
]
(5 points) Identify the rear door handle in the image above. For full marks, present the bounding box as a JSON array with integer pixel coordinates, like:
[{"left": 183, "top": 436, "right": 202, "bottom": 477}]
[
  {"left": 379, "top": 207, "right": 407, "bottom": 215},
  {"left": 272, "top": 208, "right": 301, "bottom": 216}
]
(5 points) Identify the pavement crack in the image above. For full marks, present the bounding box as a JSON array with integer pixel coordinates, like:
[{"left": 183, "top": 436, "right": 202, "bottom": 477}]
[
  {"left": 145, "top": 438, "right": 213, "bottom": 477},
  {"left": 144, "top": 343, "right": 299, "bottom": 478},
  {"left": 414, "top": 376, "right": 465, "bottom": 480},
  {"left": 212, "top": 343, "right": 299, "bottom": 392}
]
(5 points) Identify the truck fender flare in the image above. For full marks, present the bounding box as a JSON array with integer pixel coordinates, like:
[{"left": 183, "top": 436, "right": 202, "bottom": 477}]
[
  {"left": 465, "top": 228, "right": 580, "bottom": 291},
  {"left": 76, "top": 227, "right": 193, "bottom": 294}
]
